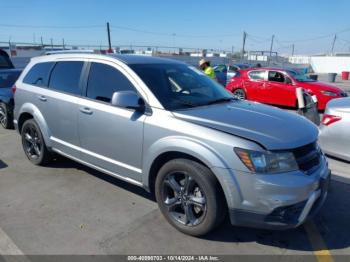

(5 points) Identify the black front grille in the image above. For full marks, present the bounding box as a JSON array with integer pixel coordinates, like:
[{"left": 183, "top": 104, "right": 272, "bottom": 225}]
[
  {"left": 292, "top": 142, "right": 321, "bottom": 174},
  {"left": 341, "top": 92, "right": 348, "bottom": 97}
]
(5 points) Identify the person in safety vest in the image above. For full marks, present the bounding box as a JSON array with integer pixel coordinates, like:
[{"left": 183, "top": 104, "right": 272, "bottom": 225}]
[{"left": 199, "top": 59, "right": 217, "bottom": 81}]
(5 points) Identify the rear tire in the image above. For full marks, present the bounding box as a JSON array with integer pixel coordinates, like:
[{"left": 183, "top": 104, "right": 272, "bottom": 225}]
[
  {"left": 21, "top": 119, "right": 52, "bottom": 165},
  {"left": 232, "top": 88, "right": 246, "bottom": 100},
  {"left": 155, "top": 159, "right": 225, "bottom": 236},
  {"left": 0, "top": 103, "right": 12, "bottom": 129}
]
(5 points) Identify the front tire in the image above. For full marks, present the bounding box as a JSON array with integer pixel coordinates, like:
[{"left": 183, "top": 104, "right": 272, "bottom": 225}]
[
  {"left": 0, "top": 102, "right": 12, "bottom": 129},
  {"left": 21, "top": 119, "right": 52, "bottom": 165},
  {"left": 155, "top": 159, "right": 225, "bottom": 236},
  {"left": 232, "top": 88, "right": 246, "bottom": 100}
]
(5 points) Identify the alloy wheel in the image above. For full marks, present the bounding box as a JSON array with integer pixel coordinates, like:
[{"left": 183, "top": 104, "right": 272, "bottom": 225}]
[
  {"left": 0, "top": 106, "right": 7, "bottom": 128},
  {"left": 233, "top": 89, "right": 246, "bottom": 100},
  {"left": 162, "top": 171, "right": 207, "bottom": 227},
  {"left": 23, "top": 124, "right": 42, "bottom": 160}
]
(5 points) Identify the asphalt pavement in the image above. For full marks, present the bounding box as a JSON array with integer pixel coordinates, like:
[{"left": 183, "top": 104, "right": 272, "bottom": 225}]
[{"left": 0, "top": 123, "right": 350, "bottom": 261}]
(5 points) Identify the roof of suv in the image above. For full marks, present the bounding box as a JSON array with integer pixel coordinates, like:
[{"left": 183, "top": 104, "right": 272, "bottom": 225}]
[
  {"left": 109, "top": 54, "right": 184, "bottom": 65},
  {"left": 31, "top": 53, "right": 185, "bottom": 65}
]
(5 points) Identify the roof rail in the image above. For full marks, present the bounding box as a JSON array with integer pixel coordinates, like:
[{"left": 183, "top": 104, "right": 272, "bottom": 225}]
[{"left": 45, "top": 50, "right": 96, "bottom": 55}]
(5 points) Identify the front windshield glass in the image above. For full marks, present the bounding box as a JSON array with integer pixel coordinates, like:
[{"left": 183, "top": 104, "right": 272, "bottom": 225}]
[
  {"left": 287, "top": 70, "right": 315, "bottom": 82},
  {"left": 0, "top": 71, "right": 21, "bottom": 88},
  {"left": 131, "top": 63, "right": 233, "bottom": 110}
]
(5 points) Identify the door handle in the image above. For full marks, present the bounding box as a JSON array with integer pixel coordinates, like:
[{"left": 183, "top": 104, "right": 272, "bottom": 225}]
[
  {"left": 38, "top": 95, "right": 47, "bottom": 102},
  {"left": 79, "top": 107, "right": 93, "bottom": 115}
]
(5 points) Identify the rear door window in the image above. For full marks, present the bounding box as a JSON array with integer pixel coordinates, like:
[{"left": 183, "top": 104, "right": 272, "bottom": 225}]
[
  {"left": 23, "top": 62, "right": 54, "bottom": 87},
  {"left": 248, "top": 70, "right": 266, "bottom": 80},
  {"left": 86, "top": 62, "right": 135, "bottom": 103},
  {"left": 48, "top": 61, "right": 84, "bottom": 95}
]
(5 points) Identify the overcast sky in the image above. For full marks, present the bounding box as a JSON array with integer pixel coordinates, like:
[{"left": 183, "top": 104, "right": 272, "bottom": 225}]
[{"left": 1, "top": 0, "right": 350, "bottom": 55}]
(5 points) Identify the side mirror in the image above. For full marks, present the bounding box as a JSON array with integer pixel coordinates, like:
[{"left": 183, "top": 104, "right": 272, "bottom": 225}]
[{"left": 111, "top": 91, "right": 145, "bottom": 111}]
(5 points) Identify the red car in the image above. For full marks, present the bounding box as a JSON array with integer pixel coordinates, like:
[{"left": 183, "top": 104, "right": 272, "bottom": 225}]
[{"left": 225, "top": 68, "right": 348, "bottom": 110}]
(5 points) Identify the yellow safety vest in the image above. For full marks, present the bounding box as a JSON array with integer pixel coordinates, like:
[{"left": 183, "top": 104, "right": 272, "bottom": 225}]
[{"left": 204, "top": 66, "right": 217, "bottom": 81}]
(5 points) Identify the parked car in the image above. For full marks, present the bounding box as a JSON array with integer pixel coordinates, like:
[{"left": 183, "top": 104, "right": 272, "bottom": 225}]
[
  {"left": 214, "top": 64, "right": 251, "bottom": 86},
  {"left": 14, "top": 54, "right": 330, "bottom": 236},
  {"left": 319, "top": 97, "right": 350, "bottom": 162},
  {"left": 0, "top": 69, "right": 22, "bottom": 129},
  {"left": 226, "top": 67, "right": 347, "bottom": 110}
]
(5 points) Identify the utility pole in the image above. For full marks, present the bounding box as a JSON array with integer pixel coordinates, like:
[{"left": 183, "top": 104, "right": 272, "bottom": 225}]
[
  {"left": 50, "top": 38, "right": 53, "bottom": 50},
  {"left": 40, "top": 36, "right": 44, "bottom": 48},
  {"left": 331, "top": 34, "right": 337, "bottom": 55},
  {"left": 241, "top": 31, "right": 247, "bottom": 61},
  {"left": 107, "top": 22, "right": 112, "bottom": 53},
  {"left": 268, "top": 35, "right": 275, "bottom": 65},
  {"left": 62, "top": 38, "right": 65, "bottom": 50},
  {"left": 291, "top": 44, "right": 295, "bottom": 57}
]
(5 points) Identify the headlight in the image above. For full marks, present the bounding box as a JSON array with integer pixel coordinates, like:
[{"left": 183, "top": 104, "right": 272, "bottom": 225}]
[
  {"left": 234, "top": 148, "right": 298, "bottom": 174},
  {"left": 320, "top": 90, "right": 338, "bottom": 97}
]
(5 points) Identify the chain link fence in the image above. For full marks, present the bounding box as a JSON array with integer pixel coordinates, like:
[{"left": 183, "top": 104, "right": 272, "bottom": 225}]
[{"left": 0, "top": 41, "right": 306, "bottom": 69}]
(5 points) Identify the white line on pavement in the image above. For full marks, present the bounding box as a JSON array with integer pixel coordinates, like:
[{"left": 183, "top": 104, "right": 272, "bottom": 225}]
[{"left": 0, "top": 227, "right": 24, "bottom": 255}]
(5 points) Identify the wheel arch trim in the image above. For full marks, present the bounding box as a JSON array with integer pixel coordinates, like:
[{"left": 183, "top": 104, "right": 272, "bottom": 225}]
[
  {"left": 142, "top": 136, "right": 241, "bottom": 207},
  {"left": 17, "top": 103, "right": 52, "bottom": 147}
]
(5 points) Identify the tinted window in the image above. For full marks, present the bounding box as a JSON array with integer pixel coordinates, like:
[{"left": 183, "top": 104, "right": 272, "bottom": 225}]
[
  {"left": 0, "top": 51, "right": 14, "bottom": 69},
  {"left": 87, "top": 63, "right": 135, "bottom": 103},
  {"left": 268, "top": 71, "right": 285, "bottom": 83},
  {"left": 131, "top": 63, "right": 232, "bottom": 111},
  {"left": 248, "top": 70, "right": 266, "bottom": 80},
  {"left": 0, "top": 71, "right": 21, "bottom": 88},
  {"left": 23, "top": 62, "right": 54, "bottom": 87},
  {"left": 49, "top": 61, "right": 83, "bottom": 95}
]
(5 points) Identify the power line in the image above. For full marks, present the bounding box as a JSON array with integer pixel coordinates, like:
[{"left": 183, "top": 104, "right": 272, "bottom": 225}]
[
  {"left": 277, "top": 28, "right": 350, "bottom": 43},
  {"left": 246, "top": 33, "right": 271, "bottom": 42},
  {"left": 0, "top": 24, "right": 103, "bottom": 29},
  {"left": 111, "top": 25, "right": 241, "bottom": 38}
]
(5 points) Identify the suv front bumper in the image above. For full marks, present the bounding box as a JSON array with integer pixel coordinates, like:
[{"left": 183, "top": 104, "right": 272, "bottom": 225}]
[
  {"left": 229, "top": 173, "right": 330, "bottom": 230},
  {"left": 212, "top": 156, "right": 330, "bottom": 230}
]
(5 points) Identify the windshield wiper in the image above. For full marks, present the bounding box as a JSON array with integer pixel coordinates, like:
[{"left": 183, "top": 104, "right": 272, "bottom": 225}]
[
  {"left": 172, "top": 98, "right": 199, "bottom": 108},
  {"left": 203, "top": 97, "right": 235, "bottom": 106}
]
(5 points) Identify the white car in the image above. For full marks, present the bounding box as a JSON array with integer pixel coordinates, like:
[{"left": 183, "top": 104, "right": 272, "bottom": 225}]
[{"left": 319, "top": 97, "right": 350, "bottom": 162}]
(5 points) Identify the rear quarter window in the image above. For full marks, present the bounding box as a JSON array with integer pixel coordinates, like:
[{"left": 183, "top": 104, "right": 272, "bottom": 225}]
[
  {"left": 23, "top": 62, "right": 54, "bottom": 87},
  {"left": 48, "top": 61, "right": 84, "bottom": 95}
]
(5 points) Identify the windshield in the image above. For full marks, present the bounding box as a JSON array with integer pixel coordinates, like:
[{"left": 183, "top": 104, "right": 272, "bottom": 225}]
[
  {"left": 287, "top": 70, "right": 315, "bottom": 82},
  {"left": 130, "top": 63, "right": 233, "bottom": 110},
  {"left": 0, "top": 71, "right": 21, "bottom": 88}
]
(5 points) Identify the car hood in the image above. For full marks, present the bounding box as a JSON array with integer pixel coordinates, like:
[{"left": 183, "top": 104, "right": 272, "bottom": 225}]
[
  {"left": 297, "top": 81, "right": 343, "bottom": 93},
  {"left": 173, "top": 101, "right": 318, "bottom": 150}
]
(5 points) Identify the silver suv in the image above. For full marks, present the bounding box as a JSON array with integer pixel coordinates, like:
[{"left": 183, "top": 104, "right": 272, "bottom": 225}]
[{"left": 14, "top": 53, "right": 330, "bottom": 236}]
